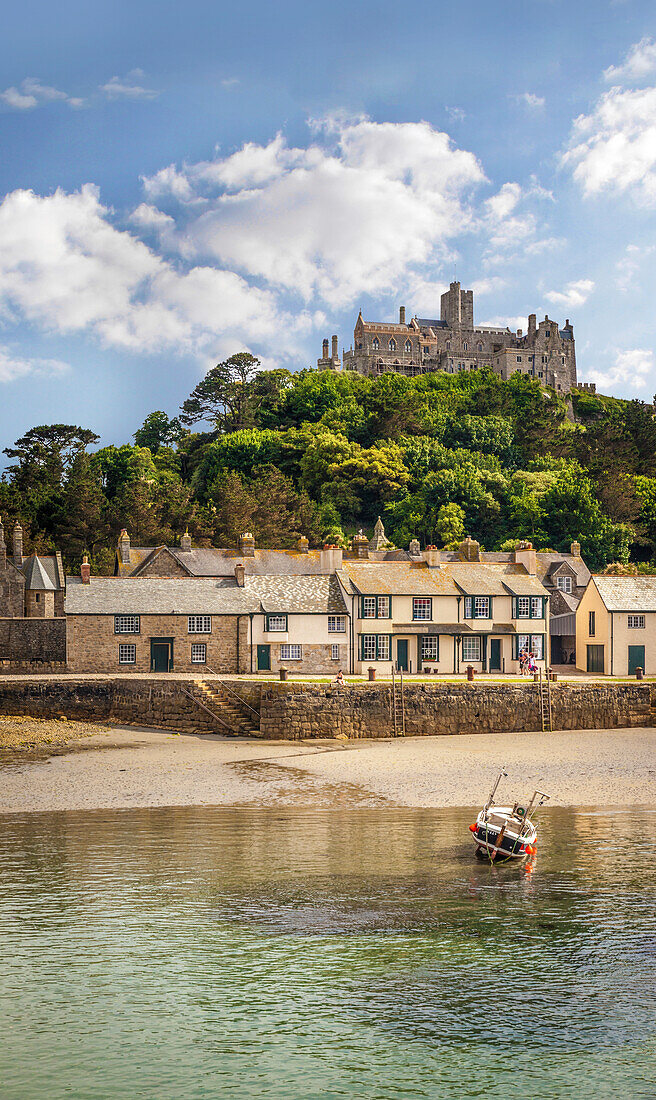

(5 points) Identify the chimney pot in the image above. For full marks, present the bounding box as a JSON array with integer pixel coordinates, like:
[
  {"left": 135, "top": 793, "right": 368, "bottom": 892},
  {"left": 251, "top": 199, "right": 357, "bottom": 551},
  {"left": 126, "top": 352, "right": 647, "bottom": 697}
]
[
  {"left": 571, "top": 540, "right": 581, "bottom": 558},
  {"left": 239, "top": 531, "right": 255, "bottom": 557},
  {"left": 81, "top": 555, "right": 91, "bottom": 584},
  {"left": 297, "top": 536, "right": 309, "bottom": 553},
  {"left": 180, "top": 530, "right": 192, "bottom": 553},
  {"left": 118, "top": 528, "right": 131, "bottom": 565}
]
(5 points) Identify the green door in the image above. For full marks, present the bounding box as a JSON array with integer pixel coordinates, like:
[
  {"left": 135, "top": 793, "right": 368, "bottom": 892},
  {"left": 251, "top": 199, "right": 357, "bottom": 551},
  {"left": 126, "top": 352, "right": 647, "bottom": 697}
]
[
  {"left": 257, "top": 644, "right": 271, "bottom": 671},
  {"left": 490, "top": 639, "right": 501, "bottom": 671},
  {"left": 151, "top": 640, "right": 171, "bottom": 672},
  {"left": 586, "top": 644, "right": 605, "bottom": 674},
  {"left": 396, "top": 639, "right": 408, "bottom": 671},
  {"left": 628, "top": 645, "right": 645, "bottom": 675}
]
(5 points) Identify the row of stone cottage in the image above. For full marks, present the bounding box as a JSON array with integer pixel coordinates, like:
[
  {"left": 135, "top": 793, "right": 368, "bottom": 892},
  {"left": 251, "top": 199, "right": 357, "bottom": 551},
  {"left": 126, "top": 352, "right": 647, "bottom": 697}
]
[{"left": 2, "top": 516, "right": 654, "bottom": 676}]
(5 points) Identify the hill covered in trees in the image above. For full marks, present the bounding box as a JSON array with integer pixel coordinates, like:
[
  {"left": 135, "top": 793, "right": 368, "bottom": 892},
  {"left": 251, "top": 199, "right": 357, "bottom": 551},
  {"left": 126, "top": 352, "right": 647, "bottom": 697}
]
[{"left": 1, "top": 354, "right": 655, "bottom": 574}]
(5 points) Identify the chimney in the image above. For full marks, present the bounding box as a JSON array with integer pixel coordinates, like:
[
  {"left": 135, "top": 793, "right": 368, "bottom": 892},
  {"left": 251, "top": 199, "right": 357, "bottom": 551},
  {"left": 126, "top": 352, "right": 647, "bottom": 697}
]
[
  {"left": 424, "top": 545, "right": 441, "bottom": 568},
  {"left": 234, "top": 562, "right": 245, "bottom": 587},
  {"left": 320, "top": 544, "right": 343, "bottom": 573},
  {"left": 409, "top": 537, "right": 421, "bottom": 557},
  {"left": 80, "top": 555, "right": 91, "bottom": 584},
  {"left": 332, "top": 335, "right": 339, "bottom": 360},
  {"left": 297, "top": 535, "right": 309, "bottom": 554},
  {"left": 180, "top": 530, "right": 192, "bottom": 553},
  {"left": 514, "top": 539, "right": 536, "bottom": 575},
  {"left": 571, "top": 540, "right": 581, "bottom": 558},
  {"left": 528, "top": 314, "right": 537, "bottom": 339},
  {"left": 459, "top": 536, "right": 481, "bottom": 562},
  {"left": 118, "top": 529, "right": 131, "bottom": 565},
  {"left": 399, "top": 306, "right": 406, "bottom": 324},
  {"left": 13, "top": 522, "right": 23, "bottom": 567},
  {"left": 322, "top": 338, "right": 329, "bottom": 359},
  {"left": 351, "top": 531, "right": 369, "bottom": 559},
  {"left": 0, "top": 516, "right": 5, "bottom": 569},
  {"left": 239, "top": 531, "right": 255, "bottom": 557}
]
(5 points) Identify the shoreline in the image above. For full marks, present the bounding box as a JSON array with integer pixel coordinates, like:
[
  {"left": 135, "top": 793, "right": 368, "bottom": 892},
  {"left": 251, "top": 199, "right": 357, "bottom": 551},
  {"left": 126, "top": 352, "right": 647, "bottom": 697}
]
[{"left": 1, "top": 724, "right": 654, "bottom": 815}]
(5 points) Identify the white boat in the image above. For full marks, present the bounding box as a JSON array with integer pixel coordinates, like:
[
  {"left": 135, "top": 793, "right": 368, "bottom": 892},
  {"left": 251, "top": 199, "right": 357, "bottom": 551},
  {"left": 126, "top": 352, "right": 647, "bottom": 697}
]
[{"left": 469, "top": 771, "right": 549, "bottom": 862}]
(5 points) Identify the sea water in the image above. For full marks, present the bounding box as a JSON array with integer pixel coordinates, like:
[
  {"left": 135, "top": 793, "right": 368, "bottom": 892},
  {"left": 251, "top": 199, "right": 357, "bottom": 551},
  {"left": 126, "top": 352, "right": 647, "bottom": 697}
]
[{"left": 0, "top": 806, "right": 655, "bottom": 1099}]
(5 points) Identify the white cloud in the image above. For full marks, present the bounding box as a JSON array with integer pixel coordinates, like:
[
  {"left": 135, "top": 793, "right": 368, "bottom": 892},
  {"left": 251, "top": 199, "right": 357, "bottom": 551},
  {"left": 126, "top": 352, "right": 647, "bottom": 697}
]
[
  {"left": 515, "top": 92, "right": 546, "bottom": 110},
  {"left": 221, "top": 78, "right": 239, "bottom": 89},
  {"left": 129, "top": 203, "right": 176, "bottom": 234},
  {"left": 604, "top": 37, "right": 656, "bottom": 84},
  {"left": 101, "top": 70, "right": 158, "bottom": 100},
  {"left": 564, "top": 80, "right": 656, "bottom": 205},
  {"left": 0, "top": 185, "right": 307, "bottom": 358},
  {"left": 0, "top": 348, "right": 69, "bottom": 383},
  {"left": 584, "top": 348, "right": 654, "bottom": 391},
  {"left": 0, "top": 77, "right": 82, "bottom": 110},
  {"left": 140, "top": 117, "right": 486, "bottom": 307},
  {"left": 616, "top": 243, "right": 656, "bottom": 291},
  {"left": 445, "top": 106, "right": 466, "bottom": 123},
  {"left": 544, "top": 279, "right": 594, "bottom": 310}
]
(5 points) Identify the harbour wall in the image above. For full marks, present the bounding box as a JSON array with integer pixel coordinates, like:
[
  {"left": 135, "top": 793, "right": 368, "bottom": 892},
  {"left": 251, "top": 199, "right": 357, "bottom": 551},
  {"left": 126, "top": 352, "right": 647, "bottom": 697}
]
[{"left": 0, "top": 678, "right": 654, "bottom": 738}]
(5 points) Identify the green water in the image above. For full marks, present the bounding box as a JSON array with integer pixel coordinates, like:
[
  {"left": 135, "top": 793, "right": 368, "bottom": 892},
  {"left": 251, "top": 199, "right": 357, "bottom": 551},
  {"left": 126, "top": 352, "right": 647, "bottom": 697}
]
[{"left": 1, "top": 806, "right": 655, "bottom": 1099}]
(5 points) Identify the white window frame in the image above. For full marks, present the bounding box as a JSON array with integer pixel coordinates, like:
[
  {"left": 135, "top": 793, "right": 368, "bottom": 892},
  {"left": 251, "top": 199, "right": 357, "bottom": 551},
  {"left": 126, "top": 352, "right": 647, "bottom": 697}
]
[
  {"left": 191, "top": 643, "right": 207, "bottom": 664},
  {"left": 516, "top": 597, "right": 530, "bottom": 618},
  {"left": 115, "top": 615, "right": 140, "bottom": 634},
  {"left": 421, "top": 636, "right": 439, "bottom": 662},
  {"left": 280, "top": 644, "right": 302, "bottom": 660},
  {"left": 372, "top": 337, "right": 379, "bottom": 350},
  {"left": 413, "top": 597, "right": 432, "bottom": 621},
  {"left": 531, "top": 597, "right": 543, "bottom": 619},
  {"left": 266, "top": 614, "right": 287, "bottom": 632},
  {"left": 557, "top": 576, "right": 573, "bottom": 594},
  {"left": 331, "top": 644, "right": 340, "bottom": 660},
  {"left": 328, "top": 616, "right": 346, "bottom": 633},
  {"left": 118, "top": 643, "right": 136, "bottom": 664},
  {"left": 474, "top": 596, "right": 490, "bottom": 619},
  {"left": 377, "top": 635, "right": 390, "bottom": 661},
  {"left": 188, "top": 615, "right": 211, "bottom": 634},
  {"left": 377, "top": 596, "right": 390, "bottom": 618},
  {"left": 628, "top": 615, "right": 645, "bottom": 629},
  {"left": 404, "top": 340, "right": 411, "bottom": 353},
  {"left": 388, "top": 338, "right": 396, "bottom": 351},
  {"left": 517, "top": 633, "right": 530, "bottom": 655},
  {"left": 462, "top": 636, "right": 481, "bottom": 662},
  {"left": 530, "top": 635, "right": 544, "bottom": 660},
  {"left": 362, "top": 634, "right": 377, "bottom": 661},
  {"left": 362, "top": 597, "right": 377, "bottom": 619}
]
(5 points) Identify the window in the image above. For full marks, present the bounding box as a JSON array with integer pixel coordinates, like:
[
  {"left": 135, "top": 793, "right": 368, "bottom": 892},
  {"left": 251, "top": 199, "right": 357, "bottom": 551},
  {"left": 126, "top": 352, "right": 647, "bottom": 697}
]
[
  {"left": 388, "top": 338, "right": 396, "bottom": 351},
  {"left": 362, "top": 596, "right": 377, "bottom": 618},
  {"left": 531, "top": 597, "right": 543, "bottom": 619},
  {"left": 557, "top": 576, "right": 572, "bottom": 594},
  {"left": 424, "top": 345, "right": 429, "bottom": 354},
  {"left": 589, "top": 611, "right": 596, "bottom": 637},
  {"left": 188, "top": 615, "right": 211, "bottom": 634},
  {"left": 545, "top": 330, "right": 551, "bottom": 338},
  {"left": 372, "top": 337, "right": 379, "bottom": 350},
  {"left": 377, "top": 596, "right": 390, "bottom": 618},
  {"left": 115, "top": 615, "right": 140, "bottom": 634},
  {"left": 474, "top": 596, "right": 490, "bottom": 619},
  {"left": 515, "top": 634, "right": 544, "bottom": 660},
  {"left": 531, "top": 635, "right": 544, "bottom": 659},
  {"left": 516, "top": 597, "right": 530, "bottom": 618},
  {"left": 191, "top": 643, "right": 206, "bottom": 664},
  {"left": 361, "top": 596, "right": 389, "bottom": 619},
  {"left": 463, "top": 342, "right": 468, "bottom": 351},
  {"left": 464, "top": 596, "right": 472, "bottom": 618},
  {"left": 628, "top": 615, "right": 645, "bottom": 629},
  {"left": 413, "top": 597, "right": 432, "bottom": 621},
  {"left": 328, "top": 616, "right": 346, "bottom": 633},
  {"left": 462, "top": 636, "right": 481, "bottom": 661},
  {"left": 517, "top": 355, "right": 522, "bottom": 362},
  {"left": 361, "top": 635, "right": 390, "bottom": 661},
  {"left": 478, "top": 343, "right": 483, "bottom": 353},
  {"left": 421, "top": 636, "right": 439, "bottom": 662},
  {"left": 265, "top": 614, "right": 287, "bottom": 632},
  {"left": 404, "top": 340, "right": 411, "bottom": 353},
  {"left": 446, "top": 342, "right": 451, "bottom": 350},
  {"left": 118, "top": 643, "right": 136, "bottom": 664},
  {"left": 331, "top": 644, "right": 340, "bottom": 660},
  {"left": 280, "top": 644, "right": 302, "bottom": 660}
]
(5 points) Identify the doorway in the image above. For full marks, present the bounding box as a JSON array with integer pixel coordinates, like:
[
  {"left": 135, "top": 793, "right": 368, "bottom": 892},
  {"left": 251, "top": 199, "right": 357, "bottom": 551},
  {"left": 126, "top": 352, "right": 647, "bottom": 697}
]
[
  {"left": 628, "top": 645, "right": 645, "bottom": 675},
  {"left": 586, "top": 644, "right": 605, "bottom": 674},
  {"left": 489, "top": 638, "right": 501, "bottom": 672},
  {"left": 396, "top": 639, "right": 409, "bottom": 672},
  {"left": 150, "top": 638, "right": 173, "bottom": 672},
  {"left": 257, "top": 644, "right": 271, "bottom": 671}
]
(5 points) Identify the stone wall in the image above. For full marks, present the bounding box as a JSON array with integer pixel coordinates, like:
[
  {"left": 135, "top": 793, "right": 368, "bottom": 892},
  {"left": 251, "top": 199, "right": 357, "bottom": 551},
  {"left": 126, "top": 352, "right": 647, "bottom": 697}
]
[
  {"left": 0, "top": 618, "right": 66, "bottom": 666},
  {"left": 0, "top": 677, "right": 653, "bottom": 740}
]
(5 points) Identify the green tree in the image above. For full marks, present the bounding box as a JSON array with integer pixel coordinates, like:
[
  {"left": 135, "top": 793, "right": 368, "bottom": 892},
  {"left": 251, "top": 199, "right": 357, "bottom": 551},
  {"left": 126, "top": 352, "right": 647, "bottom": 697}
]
[
  {"left": 436, "top": 503, "right": 466, "bottom": 549},
  {"left": 134, "top": 411, "right": 182, "bottom": 453},
  {"left": 180, "top": 353, "right": 261, "bottom": 432}
]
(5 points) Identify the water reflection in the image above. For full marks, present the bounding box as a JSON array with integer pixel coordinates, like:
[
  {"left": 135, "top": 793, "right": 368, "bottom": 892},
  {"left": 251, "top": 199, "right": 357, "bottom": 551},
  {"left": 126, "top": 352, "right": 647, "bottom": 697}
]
[{"left": 1, "top": 807, "right": 655, "bottom": 1099}]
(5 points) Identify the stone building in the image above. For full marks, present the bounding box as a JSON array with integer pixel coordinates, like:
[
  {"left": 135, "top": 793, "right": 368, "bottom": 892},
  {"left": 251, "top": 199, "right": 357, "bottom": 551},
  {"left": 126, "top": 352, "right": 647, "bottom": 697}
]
[
  {"left": 0, "top": 518, "right": 65, "bottom": 618},
  {"left": 320, "top": 281, "right": 582, "bottom": 394}
]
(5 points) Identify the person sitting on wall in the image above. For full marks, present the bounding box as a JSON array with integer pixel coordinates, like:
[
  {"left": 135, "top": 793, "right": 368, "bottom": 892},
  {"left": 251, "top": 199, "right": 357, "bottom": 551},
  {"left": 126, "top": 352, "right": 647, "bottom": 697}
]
[{"left": 333, "top": 670, "right": 346, "bottom": 687}]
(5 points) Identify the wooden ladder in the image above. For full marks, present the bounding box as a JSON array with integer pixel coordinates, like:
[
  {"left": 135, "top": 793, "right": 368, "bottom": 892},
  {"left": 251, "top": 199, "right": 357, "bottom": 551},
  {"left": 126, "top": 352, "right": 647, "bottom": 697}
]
[
  {"left": 538, "top": 668, "right": 553, "bottom": 732},
  {"left": 391, "top": 666, "right": 406, "bottom": 736}
]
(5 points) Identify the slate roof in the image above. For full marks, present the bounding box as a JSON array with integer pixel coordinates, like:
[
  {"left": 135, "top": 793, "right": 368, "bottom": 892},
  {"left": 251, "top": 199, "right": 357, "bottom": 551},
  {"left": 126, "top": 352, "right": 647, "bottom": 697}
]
[
  {"left": 244, "top": 575, "right": 347, "bottom": 614},
  {"left": 119, "top": 546, "right": 328, "bottom": 578},
  {"left": 593, "top": 575, "right": 656, "bottom": 612},
  {"left": 19, "top": 554, "right": 64, "bottom": 591},
  {"left": 339, "top": 561, "right": 548, "bottom": 598}
]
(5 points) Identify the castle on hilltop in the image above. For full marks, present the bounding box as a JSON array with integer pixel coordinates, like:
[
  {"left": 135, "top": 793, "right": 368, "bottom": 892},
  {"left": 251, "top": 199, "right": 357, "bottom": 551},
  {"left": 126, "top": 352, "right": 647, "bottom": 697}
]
[{"left": 319, "top": 281, "right": 589, "bottom": 395}]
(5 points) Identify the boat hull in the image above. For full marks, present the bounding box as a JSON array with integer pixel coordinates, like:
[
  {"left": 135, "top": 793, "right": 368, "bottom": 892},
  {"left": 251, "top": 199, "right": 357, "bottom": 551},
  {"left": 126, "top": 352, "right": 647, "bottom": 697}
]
[{"left": 472, "top": 810, "right": 536, "bottom": 861}]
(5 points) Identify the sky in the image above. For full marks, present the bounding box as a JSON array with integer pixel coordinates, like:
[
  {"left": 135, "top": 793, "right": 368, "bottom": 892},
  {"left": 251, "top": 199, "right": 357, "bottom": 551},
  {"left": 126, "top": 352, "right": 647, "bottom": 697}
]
[{"left": 1, "top": 0, "right": 656, "bottom": 454}]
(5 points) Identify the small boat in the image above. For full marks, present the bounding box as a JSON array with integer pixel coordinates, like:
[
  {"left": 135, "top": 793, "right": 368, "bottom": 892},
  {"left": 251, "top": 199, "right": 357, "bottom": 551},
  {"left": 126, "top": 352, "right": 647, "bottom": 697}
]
[{"left": 469, "top": 770, "right": 549, "bottom": 863}]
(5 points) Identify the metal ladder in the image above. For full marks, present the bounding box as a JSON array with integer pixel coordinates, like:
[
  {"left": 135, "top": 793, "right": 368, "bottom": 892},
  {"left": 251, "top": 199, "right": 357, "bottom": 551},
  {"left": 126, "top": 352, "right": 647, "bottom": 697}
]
[
  {"left": 391, "top": 666, "right": 406, "bottom": 736},
  {"left": 538, "top": 668, "right": 553, "bottom": 732}
]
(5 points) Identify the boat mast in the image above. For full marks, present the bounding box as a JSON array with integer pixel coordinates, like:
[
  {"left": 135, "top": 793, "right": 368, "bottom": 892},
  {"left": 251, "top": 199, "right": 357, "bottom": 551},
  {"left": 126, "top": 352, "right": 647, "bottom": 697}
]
[{"left": 484, "top": 769, "right": 507, "bottom": 813}]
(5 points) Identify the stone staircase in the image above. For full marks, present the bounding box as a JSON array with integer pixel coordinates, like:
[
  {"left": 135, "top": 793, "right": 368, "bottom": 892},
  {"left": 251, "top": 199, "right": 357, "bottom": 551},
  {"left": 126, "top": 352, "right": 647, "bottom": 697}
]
[{"left": 190, "top": 679, "right": 261, "bottom": 737}]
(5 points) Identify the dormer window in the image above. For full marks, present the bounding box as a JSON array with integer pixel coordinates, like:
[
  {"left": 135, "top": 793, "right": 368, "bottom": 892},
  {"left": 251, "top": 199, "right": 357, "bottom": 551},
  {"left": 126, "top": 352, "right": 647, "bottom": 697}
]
[
  {"left": 372, "top": 337, "right": 379, "bottom": 350},
  {"left": 557, "top": 576, "right": 572, "bottom": 594},
  {"left": 388, "top": 338, "right": 396, "bottom": 352}
]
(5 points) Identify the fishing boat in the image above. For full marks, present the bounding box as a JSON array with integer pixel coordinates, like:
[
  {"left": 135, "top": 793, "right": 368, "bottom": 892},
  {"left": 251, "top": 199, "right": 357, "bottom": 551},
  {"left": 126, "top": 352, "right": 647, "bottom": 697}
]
[{"left": 469, "top": 771, "right": 549, "bottom": 862}]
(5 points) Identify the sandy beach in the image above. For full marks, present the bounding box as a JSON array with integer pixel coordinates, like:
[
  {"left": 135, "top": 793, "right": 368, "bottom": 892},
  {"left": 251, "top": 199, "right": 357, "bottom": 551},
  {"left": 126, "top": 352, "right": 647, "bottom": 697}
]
[{"left": 1, "top": 724, "right": 654, "bottom": 813}]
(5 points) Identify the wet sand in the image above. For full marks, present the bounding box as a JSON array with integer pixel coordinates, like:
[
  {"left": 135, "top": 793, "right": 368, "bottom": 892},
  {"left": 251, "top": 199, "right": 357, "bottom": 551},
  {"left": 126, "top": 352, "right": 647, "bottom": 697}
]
[{"left": 0, "top": 725, "right": 654, "bottom": 813}]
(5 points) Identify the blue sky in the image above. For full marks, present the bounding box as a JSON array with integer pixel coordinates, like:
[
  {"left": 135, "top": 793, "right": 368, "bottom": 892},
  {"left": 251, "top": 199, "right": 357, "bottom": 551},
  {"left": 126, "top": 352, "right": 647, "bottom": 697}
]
[{"left": 0, "top": 0, "right": 655, "bottom": 453}]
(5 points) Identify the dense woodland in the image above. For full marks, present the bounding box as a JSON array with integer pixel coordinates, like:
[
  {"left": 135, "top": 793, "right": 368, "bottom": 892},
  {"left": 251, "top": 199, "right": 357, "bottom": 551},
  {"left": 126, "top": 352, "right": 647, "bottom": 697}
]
[{"left": 1, "top": 353, "right": 655, "bottom": 575}]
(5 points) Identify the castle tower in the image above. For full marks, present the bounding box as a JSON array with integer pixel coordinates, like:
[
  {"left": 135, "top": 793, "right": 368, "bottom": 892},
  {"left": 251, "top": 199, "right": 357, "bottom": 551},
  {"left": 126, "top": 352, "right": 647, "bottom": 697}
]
[
  {"left": 440, "top": 282, "right": 474, "bottom": 330},
  {"left": 317, "top": 335, "right": 342, "bottom": 371}
]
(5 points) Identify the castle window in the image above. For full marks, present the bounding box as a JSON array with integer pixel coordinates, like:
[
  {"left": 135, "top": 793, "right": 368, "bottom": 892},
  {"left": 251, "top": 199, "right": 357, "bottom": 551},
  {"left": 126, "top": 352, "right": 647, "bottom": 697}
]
[
  {"left": 546, "top": 330, "right": 551, "bottom": 337},
  {"left": 517, "top": 355, "right": 522, "bottom": 362},
  {"left": 388, "top": 339, "right": 396, "bottom": 351},
  {"left": 424, "top": 346, "right": 429, "bottom": 354},
  {"left": 446, "top": 342, "right": 450, "bottom": 350},
  {"left": 463, "top": 342, "right": 468, "bottom": 351},
  {"left": 372, "top": 337, "right": 379, "bottom": 350},
  {"left": 404, "top": 340, "right": 411, "bottom": 353},
  {"left": 478, "top": 343, "right": 483, "bottom": 352}
]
